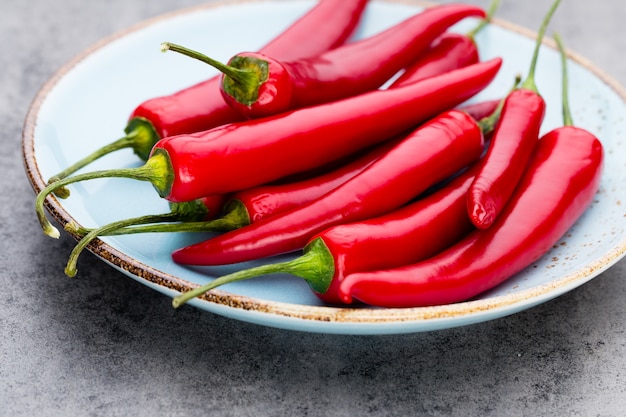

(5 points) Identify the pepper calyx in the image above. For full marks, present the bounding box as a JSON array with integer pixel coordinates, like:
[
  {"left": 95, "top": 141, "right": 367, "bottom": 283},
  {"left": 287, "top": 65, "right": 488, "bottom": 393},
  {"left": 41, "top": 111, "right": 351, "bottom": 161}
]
[
  {"left": 170, "top": 199, "right": 210, "bottom": 222},
  {"left": 299, "top": 237, "right": 335, "bottom": 294},
  {"left": 125, "top": 117, "right": 161, "bottom": 161},
  {"left": 222, "top": 55, "right": 269, "bottom": 106},
  {"left": 145, "top": 149, "right": 174, "bottom": 199},
  {"left": 171, "top": 236, "right": 335, "bottom": 308}
]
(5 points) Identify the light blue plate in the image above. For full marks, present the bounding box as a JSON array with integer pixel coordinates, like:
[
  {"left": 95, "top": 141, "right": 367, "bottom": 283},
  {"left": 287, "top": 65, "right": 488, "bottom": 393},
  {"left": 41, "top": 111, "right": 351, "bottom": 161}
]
[{"left": 23, "top": 0, "right": 626, "bottom": 334}]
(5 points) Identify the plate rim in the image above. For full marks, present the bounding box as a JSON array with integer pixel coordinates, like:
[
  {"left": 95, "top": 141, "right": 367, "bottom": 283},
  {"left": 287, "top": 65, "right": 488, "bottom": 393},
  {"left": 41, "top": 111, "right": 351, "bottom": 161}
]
[{"left": 22, "top": 0, "right": 626, "bottom": 332}]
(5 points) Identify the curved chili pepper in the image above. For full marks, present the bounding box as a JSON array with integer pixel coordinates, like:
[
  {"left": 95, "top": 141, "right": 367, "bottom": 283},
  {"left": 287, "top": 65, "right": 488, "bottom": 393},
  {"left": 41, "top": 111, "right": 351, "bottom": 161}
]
[
  {"left": 220, "top": 143, "right": 392, "bottom": 225},
  {"left": 389, "top": 0, "right": 500, "bottom": 88},
  {"left": 334, "top": 30, "right": 604, "bottom": 308},
  {"left": 390, "top": 33, "right": 479, "bottom": 88},
  {"left": 162, "top": 4, "right": 487, "bottom": 119},
  {"left": 171, "top": 162, "right": 479, "bottom": 307},
  {"left": 46, "top": 0, "right": 368, "bottom": 191},
  {"left": 35, "top": 57, "right": 502, "bottom": 238},
  {"left": 467, "top": 0, "right": 563, "bottom": 229},
  {"left": 62, "top": 142, "right": 393, "bottom": 276},
  {"left": 170, "top": 109, "right": 484, "bottom": 267}
]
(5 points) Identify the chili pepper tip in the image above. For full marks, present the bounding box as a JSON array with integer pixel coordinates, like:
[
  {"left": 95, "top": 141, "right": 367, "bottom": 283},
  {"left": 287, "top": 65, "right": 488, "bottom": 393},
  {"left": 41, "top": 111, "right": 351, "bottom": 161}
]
[
  {"left": 35, "top": 183, "right": 62, "bottom": 238},
  {"left": 39, "top": 214, "right": 60, "bottom": 239}
]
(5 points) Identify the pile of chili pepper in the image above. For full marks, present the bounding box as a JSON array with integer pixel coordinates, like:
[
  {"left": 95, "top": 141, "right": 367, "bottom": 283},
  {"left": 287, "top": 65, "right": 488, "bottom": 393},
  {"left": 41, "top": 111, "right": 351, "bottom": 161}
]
[
  {"left": 46, "top": 0, "right": 370, "bottom": 196},
  {"left": 59, "top": 0, "right": 503, "bottom": 273},
  {"left": 34, "top": 0, "right": 604, "bottom": 310}
]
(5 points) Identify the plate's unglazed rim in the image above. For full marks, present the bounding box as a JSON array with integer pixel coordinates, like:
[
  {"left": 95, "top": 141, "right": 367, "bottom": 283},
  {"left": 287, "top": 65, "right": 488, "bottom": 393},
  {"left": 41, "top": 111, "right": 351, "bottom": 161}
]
[{"left": 22, "top": 0, "right": 626, "bottom": 327}]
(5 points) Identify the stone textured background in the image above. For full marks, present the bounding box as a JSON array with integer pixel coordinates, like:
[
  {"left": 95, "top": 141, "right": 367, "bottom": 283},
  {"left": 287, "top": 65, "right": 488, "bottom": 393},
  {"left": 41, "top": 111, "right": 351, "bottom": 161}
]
[{"left": 2, "top": 0, "right": 625, "bottom": 415}]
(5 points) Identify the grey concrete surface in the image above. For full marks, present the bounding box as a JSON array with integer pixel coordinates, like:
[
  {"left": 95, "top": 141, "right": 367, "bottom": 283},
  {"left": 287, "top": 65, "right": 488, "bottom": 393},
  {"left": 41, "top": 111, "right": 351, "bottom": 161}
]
[{"left": 2, "top": 0, "right": 625, "bottom": 416}]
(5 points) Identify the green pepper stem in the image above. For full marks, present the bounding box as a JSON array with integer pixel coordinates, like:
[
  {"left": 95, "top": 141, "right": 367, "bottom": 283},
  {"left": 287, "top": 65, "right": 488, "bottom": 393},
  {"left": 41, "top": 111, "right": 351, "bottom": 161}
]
[
  {"left": 92, "top": 214, "right": 245, "bottom": 236},
  {"left": 47, "top": 117, "right": 160, "bottom": 198},
  {"left": 553, "top": 32, "right": 573, "bottom": 127},
  {"left": 67, "top": 198, "right": 249, "bottom": 238},
  {"left": 49, "top": 135, "right": 137, "bottom": 187},
  {"left": 161, "top": 42, "right": 260, "bottom": 91},
  {"left": 477, "top": 73, "right": 522, "bottom": 134},
  {"left": 65, "top": 213, "right": 184, "bottom": 237},
  {"left": 521, "top": 0, "right": 562, "bottom": 92},
  {"left": 35, "top": 151, "right": 173, "bottom": 238},
  {"left": 64, "top": 212, "right": 182, "bottom": 277},
  {"left": 466, "top": 0, "right": 500, "bottom": 40},
  {"left": 172, "top": 237, "right": 335, "bottom": 308}
]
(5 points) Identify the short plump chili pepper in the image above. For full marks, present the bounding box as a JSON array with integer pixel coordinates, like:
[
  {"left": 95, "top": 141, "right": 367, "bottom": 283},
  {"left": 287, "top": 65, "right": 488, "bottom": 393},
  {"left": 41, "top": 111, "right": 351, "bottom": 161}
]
[
  {"left": 389, "top": 0, "right": 500, "bottom": 88},
  {"left": 35, "top": 58, "right": 502, "bottom": 238},
  {"left": 45, "top": 0, "right": 368, "bottom": 193},
  {"left": 467, "top": 0, "right": 562, "bottom": 229},
  {"left": 62, "top": 142, "right": 394, "bottom": 276},
  {"left": 170, "top": 109, "right": 485, "bottom": 267},
  {"left": 171, "top": 162, "right": 481, "bottom": 307},
  {"left": 161, "top": 4, "right": 487, "bottom": 119},
  {"left": 335, "top": 31, "right": 604, "bottom": 308}
]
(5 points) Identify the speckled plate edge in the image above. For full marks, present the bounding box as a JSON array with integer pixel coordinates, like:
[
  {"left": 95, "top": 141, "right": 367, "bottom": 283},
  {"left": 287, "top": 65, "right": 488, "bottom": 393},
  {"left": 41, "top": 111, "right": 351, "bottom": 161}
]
[{"left": 22, "top": 0, "right": 626, "bottom": 334}]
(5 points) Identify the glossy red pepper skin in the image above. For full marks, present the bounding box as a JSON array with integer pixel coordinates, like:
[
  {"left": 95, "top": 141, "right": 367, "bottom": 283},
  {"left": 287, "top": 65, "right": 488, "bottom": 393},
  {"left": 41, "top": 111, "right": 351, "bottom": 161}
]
[
  {"left": 338, "top": 126, "right": 604, "bottom": 308},
  {"left": 154, "top": 58, "right": 502, "bottom": 202},
  {"left": 219, "top": 4, "right": 486, "bottom": 118},
  {"left": 390, "top": 32, "right": 480, "bottom": 88},
  {"left": 230, "top": 142, "right": 393, "bottom": 224},
  {"left": 468, "top": 89, "right": 545, "bottom": 229},
  {"left": 313, "top": 164, "right": 478, "bottom": 304},
  {"left": 131, "top": 0, "right": 368, "bottom": 138},
  {"left": 197, "top": 194, "right": 229, "bottom": 220},
  {"left": 171, "top": 110, "right": 484, "bottom": 266},
  {"left": 76, "top": 142, "right": 393, "bottom": 239},
  {"left": 457, "top": 99, "right": 501, "bottom": 122}
]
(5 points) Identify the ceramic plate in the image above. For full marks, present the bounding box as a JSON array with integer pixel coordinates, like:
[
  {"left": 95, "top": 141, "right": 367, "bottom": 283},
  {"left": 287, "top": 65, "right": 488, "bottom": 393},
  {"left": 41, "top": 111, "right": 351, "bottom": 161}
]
[{"left": 23, "top": 0, "right": 626, "bottom": 334}]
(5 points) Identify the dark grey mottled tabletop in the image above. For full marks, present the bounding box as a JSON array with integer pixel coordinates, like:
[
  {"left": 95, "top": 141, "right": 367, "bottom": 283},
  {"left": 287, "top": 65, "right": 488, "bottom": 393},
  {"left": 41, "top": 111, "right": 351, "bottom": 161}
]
[{"left": 2, "top": 1, "right": 625, "bottom": 415}]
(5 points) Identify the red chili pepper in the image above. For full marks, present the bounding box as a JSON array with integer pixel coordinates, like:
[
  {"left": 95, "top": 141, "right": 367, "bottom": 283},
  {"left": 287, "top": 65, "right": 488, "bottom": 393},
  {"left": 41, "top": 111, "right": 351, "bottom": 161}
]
[
  {"left": 162, "top": 4, "right": 487, "bottom": 119},
  {"left": 46, "top": 0, "right": 368, "bottom": 190},
  {"left": 170, "top": 162, "right": 480, "bottom": 307},
  {"left": 170, "top": 109, "right": 484, "bottom": 267},
  {"left": 334, "top": 30, "right": 604, "bottom": 308},
  {"left": 390, "top": 32, "right": 479, "bottom": 88},
  {"left": 389, "top": 0, "right": 500, "bottom": 88},
  {"left": 467, "top": 0, "right": 563, "bottom": 229},
  {"left": 36, "top": 58, "right": 501, "bottom": 238},
  {"left": 221, "top": 143, "right": 393, "bottom": 225}
]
